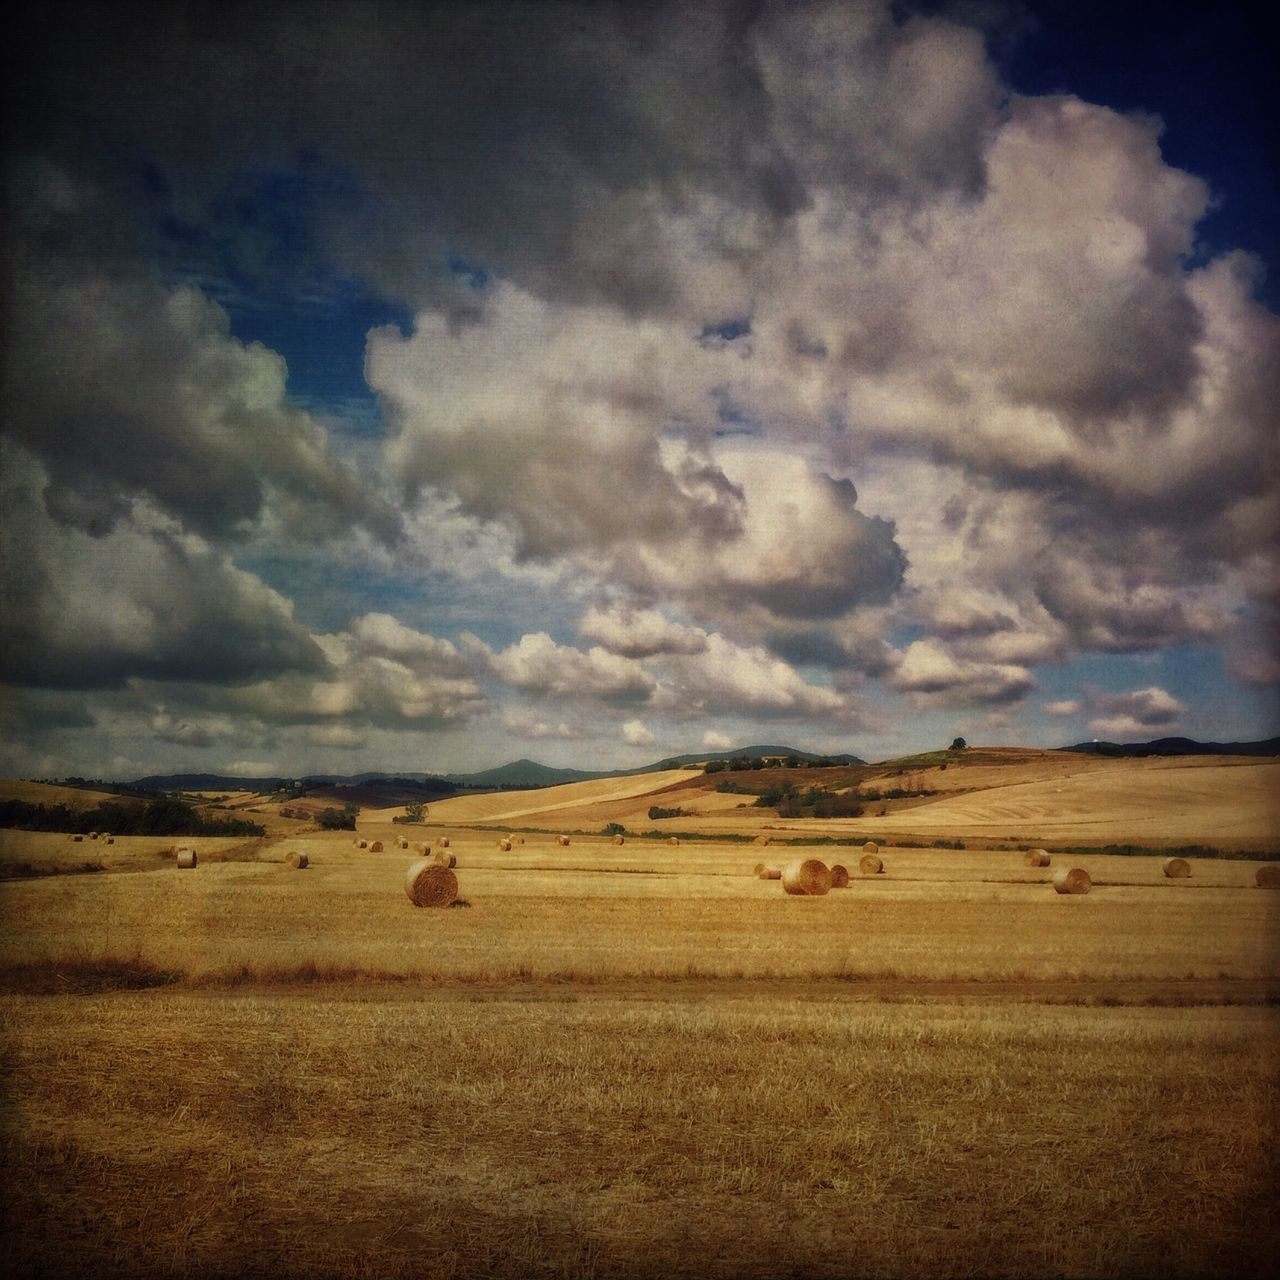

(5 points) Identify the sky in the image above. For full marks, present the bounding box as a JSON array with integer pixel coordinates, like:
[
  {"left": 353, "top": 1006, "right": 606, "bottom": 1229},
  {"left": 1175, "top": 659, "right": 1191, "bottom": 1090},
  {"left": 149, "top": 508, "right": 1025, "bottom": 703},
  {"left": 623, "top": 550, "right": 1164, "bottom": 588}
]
[{"left": 1, "top": 0, "right": 1277, "bottom": 781}]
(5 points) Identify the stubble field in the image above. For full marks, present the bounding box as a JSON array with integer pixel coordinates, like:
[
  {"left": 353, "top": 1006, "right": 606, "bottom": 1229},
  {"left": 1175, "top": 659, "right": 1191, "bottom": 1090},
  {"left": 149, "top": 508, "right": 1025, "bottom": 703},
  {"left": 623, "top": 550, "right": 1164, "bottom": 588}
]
[{"left": 2, "top": 767, "right": 1279, "bottom": 1278}]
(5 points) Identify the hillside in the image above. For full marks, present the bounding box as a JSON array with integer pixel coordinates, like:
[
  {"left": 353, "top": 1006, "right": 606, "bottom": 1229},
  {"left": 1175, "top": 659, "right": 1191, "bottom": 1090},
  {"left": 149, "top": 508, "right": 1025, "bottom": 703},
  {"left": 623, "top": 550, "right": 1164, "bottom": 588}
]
[
  {"left": 396, "top": 769, "right": 695, "bottom": 825},
  {"left": 413, "top": 750, "right": 1280, "bottom": 851},
  {"left": 0, "top": 778, "right": 138, "bottom": 810},
  {"left": 1062, "top": 736, "right": 1280, "bottom": 758}
]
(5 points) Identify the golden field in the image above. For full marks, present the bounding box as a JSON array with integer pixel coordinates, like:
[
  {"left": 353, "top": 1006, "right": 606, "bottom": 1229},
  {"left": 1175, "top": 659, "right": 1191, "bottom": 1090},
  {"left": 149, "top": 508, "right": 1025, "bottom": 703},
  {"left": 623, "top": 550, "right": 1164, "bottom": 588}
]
[{"left": 2, "top": 760, "right": 1279, "bottom": 1278}]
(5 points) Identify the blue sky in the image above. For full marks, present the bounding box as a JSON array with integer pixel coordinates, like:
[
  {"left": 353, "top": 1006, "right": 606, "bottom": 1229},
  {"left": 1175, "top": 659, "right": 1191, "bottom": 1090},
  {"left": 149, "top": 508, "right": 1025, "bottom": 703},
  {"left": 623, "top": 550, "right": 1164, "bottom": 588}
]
[{"left": 2, "top": 0, "right": 1276, "bottom": 780}]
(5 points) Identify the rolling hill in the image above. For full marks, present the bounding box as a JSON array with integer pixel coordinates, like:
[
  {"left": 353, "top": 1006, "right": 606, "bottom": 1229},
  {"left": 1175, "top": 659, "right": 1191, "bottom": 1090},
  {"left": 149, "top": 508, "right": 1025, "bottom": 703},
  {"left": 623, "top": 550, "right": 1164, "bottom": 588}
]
[{"left": 1062, "top": 736, "right": 1280, "bottom": 757}]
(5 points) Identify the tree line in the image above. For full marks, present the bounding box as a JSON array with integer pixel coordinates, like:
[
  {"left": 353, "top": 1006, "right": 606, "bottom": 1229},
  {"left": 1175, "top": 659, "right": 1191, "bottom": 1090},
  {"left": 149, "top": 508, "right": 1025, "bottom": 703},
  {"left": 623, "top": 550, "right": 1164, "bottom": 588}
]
[{"left": 0, "top": 797, "right": 265, "bottom": 838}]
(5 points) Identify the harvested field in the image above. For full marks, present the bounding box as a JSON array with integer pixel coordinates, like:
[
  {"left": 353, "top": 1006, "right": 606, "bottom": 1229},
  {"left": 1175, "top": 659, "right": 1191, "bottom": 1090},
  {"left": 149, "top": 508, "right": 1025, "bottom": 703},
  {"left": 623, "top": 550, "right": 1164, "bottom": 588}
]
[
  {"left": 3, "top": 756, "right": 1278, "bottom": 1279},
  {"left": 1, "top": 990, "right": 1275, "bottom": 1279},
  {"left": 3, "top": 836, "right": 1277, "bottom": 983},
  {"left": 408, "top": 770, "right": 692, "bottom": 826}
]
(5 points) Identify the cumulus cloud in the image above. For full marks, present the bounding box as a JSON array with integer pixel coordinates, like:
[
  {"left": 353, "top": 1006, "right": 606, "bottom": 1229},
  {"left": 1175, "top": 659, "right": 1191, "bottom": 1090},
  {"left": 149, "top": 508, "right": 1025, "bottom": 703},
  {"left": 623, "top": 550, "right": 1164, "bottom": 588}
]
[
  {"left": 578, "top": 605, "right": 708, "bottom": 658},
  {"left": 371, "top": 285, "right": 748, "bottom": 563},
  {"left": 4, "top": 245, "right": 400, "bottom": 547},
  {"left": 503, "top": 711, "right": 580, "bottom": 741},
  {"left": 229, "top": 616, "right": 487, "bottom": 730},
  {"left": 1044, "top": 700, "right": 1082, "bottom": 717},
  {"left": 0, "top": 443, "right": 327, "bottom": 690},
  {"left": 622, "top": 719, "right": 656, "bottom": 748},
  {"left": 1087, "top": 686, "right": 1186, "bottom": 740},
  {"left": 655, "top": 634, "right": 851, "bottom": 719},
  {"left": 150, "top": 711, "right": 240, "bottom": 749},
  {"left": 703, "top": 730, "right": 733, "bottom": 750},
  {"left": 890, "top": 639, "right": 1035, "bottom": 708},
  {"left": 476, "top": 632, "right": 656, "bottom": 704},
  {"left": 4, "top": 0, "right": 1275, "bottom": 771},
  {"left": 307, "top": 724, "right": 368, "bottom": 749}
]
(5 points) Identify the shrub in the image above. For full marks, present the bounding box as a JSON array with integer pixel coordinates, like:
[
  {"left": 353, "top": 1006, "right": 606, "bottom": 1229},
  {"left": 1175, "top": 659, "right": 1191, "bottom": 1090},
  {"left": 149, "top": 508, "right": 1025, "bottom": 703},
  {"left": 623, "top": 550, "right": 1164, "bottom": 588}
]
[{"left": 317, "top": 807, "right": 356, "bottom": 831}]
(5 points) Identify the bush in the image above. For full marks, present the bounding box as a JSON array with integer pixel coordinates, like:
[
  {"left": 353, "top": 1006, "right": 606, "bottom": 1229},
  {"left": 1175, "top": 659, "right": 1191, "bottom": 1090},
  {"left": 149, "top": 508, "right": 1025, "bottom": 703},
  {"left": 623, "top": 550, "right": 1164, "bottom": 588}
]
[
  {"left": 317, "top": 807, "right": 356, "bottom": 831},
  {"left": 602, "top": 822, "right": 626, "bottom": 836},
  {"left": 647, "top": 805, "right": 689, "bottom": 820}
]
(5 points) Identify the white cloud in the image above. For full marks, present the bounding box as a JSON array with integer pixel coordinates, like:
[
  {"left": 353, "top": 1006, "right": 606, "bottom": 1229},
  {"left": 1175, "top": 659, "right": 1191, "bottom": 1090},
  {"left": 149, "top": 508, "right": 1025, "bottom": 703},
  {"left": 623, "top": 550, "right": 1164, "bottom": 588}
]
[
  {"left": 1044, "top": 700, "right": 1082, "bottom": 717},
  {"left": 702, "top": 730, "right": 732, "bottom": 751},
  {"left": 479, "top": 632, "right": 655, "bottom": 703},
  {"left": 890, "top": 639, "right": 1035, "bottom": 709},
  {"left": 503, "top": 710, "right": 580, "bottom": 740},
  {"left": 307, "top": 724, "right": 367, "bottom": 749},
  {"left": 657, "top": 633, "right": 849, "bottom": 719},
  {"left": 622, "top": 719, "right": 655, "bottom": 747},
  {"left": 578, "top": 605, "right": 707, "bottom": 658},
  {"left": 1088, "top": 686, "right": 1186, "bottom": 739}
]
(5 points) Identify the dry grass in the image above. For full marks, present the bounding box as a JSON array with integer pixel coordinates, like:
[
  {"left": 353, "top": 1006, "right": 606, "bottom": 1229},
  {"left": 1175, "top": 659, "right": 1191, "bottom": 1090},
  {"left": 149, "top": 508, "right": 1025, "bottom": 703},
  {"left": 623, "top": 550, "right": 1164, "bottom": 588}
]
[
  {"left": 2, "top": 808, "right": 1279, "bottom": 1279},
  {"left": 3, "top": 837, "right": 1277, "bottom": 984},
  {"left": 2, "top": 991, "right": 1276, "bottom": 1279}
]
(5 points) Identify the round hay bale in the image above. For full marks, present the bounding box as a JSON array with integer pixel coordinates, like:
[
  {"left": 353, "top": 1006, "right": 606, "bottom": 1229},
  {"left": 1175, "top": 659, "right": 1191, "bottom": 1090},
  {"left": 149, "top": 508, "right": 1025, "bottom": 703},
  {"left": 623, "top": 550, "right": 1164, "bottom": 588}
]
[
  {"left": 498, "top": 838, "right": 512, "bottom": 852},
  {"left": 369, "top": 840, "right": 384, "bottom": 853},
  {"left": 1162, "top": 857, "right": 1191, "bottom": 878},
  {"left": 1255, "top": 864, "right": 1280, "bottom": 888},
  {"left": 668, "top": 836, "right": 680, "bottom": 846},
  {"left": 1024, "top": 848, "right": 1051, "bottom": 867},
  {"left": 433, "top": 850, "right": 457, "bottom": 868},
  {"left": 176, "top": 848, "right": 197, "bottom": 869},
  {"left": 782, "top": 859, "right": 832, "bottom": 896},
  {"left": 104, "top": 836, "right": 115, "bottom": 845},
  {"left": 830, "top": 864, "right": 850, "bottom": 888},
  {"left": 558, "top": 835, "right": 571, "bottom": 847},
  {"left": 1052, "top": 867, "right": 1091, "bottom": 895},
  {"left": 287, "top": 851, "right": 308, "bottom": 869},
  {"left": 760, "top": 866, "right": 782, "bottom": 880},
  {"left": 862, "top": 841, "right": 878, "bottom": 855},
  {"left": 398, "top": 838, "right": 409, "bottom": 849},
  {"left": 436, "top": 836, "right": 451, "bottom": 849},
  {"left": 752, "top": 862, "right": 766, "bottom": 877},
  {"left": 515, "top": 835, "right": 525, "bottom": 845},
  {"left": 412, "top": 841, "right": 427, "bottom": 853},
  {"left": 405, "top": 858, "right": 458, "bottom": 908},
  {"left": 613, "top": 834, "right": 625, "bottom": 845},
  {"left": 859, "top": 853, "right": 883, "bottom": 875},
  {"left": 89, "top": 832, "right": 98, "bottom": 840},
  {"left": 754, "top": 835, "right": 772, "bottom": 846},
  {"left": 71, "top": 834, "right": 84, "bottom": 842},
  {"left": 358, "top": 839, "right": 368, "bottom": 849}
]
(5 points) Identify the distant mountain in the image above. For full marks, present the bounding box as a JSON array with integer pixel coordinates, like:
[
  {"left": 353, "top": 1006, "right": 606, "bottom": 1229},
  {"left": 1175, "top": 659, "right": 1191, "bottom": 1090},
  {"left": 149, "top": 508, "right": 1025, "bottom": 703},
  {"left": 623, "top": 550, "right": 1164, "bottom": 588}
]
[
  {"left": 445, "top": 745, "right": 865, "bottom": 788},
  {"left": 128, "top": 744, "right": 867, "bottom": 795},
  {"left": 1060, "top": 736, "right": 1280, "bottom": 758},
  {"left": 128, "top": 771, "right": 453, "bottom": 793},
  {"left": 444, "top": 758, "right": 617, "bottom": 788},
  {"left": 130, "top": 773, "right": 292, "bottom": 793}
]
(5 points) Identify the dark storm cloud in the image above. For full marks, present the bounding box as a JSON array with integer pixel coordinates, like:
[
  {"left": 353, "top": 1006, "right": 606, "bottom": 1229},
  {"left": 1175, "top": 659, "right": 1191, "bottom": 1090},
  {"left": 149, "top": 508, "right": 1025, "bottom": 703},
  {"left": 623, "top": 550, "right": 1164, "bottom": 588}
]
[
  {"left": 0, "top": 446, "right": 329, "bottom": 690},
  {"left": 2, "top": 0, "right": 1276, "bottom": 767},
  {"left": 5, "top": 0, "right": 804, "bottom": 317},
  {"left": 2, "top": 253, "right": 401, "bottom": 547}
]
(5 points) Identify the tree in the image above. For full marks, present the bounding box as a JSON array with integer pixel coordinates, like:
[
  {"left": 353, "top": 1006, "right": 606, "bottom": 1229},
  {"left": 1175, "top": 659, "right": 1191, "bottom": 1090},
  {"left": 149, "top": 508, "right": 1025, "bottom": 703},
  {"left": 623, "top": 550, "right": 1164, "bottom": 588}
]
[
  {"left": 950, "top": 737, "right": 967, "bottom": 750},
  {"left": 404, "top": 801, "right": 425, "bottom": 823}
]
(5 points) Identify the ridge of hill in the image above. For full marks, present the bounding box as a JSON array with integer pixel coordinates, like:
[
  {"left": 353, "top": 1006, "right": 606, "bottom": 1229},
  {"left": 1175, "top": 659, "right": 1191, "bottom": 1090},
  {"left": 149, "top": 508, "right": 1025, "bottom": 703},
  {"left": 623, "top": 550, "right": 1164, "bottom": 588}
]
[
  {"left": 1060, "top": 736, "right": 1280, "bottom": 758},
  {"left": 123, "top": 745, "right": 865, "bottom": 793}
]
